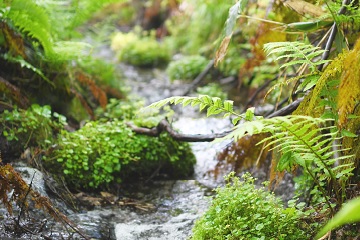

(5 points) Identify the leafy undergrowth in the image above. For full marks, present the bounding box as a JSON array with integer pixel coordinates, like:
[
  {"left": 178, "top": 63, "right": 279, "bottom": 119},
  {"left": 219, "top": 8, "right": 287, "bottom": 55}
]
[
  {"left": 192, "top": 173, "right": 312, "bottom": 240},
  {"left": 45, "top": 119, "right": 195, "bottom": 189}
]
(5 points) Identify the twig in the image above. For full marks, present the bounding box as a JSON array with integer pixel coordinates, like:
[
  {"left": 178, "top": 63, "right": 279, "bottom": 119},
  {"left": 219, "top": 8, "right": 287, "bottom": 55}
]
[
  {"left": 17, "top": 172, "right": 36, "bottom": 225},
  {"left": 266, "top": 97, "right": 303, "bottom": 118},
  {"left": 181, "top": 60, "right": 215, "bottom": 96},
  {"left": 127, "top": 120, "right": 232, "bottom": 142},
  {"left": 128, "top": 96, "right": 303, "bottom": 142},
  {"left": 242, "top": 78, "right": 275, "bottom": 111},
  {"left": 318, "top": 0, "right": 351, "bottom": 71}
]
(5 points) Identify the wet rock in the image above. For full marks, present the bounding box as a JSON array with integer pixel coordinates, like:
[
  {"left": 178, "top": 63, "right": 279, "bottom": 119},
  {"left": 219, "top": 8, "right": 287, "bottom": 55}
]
[
  {"left": 114, "top": 180, "right": 210, "bottom": 240},
  {"left": 15, "top": 167, "right": 48, "bottom": 197}
]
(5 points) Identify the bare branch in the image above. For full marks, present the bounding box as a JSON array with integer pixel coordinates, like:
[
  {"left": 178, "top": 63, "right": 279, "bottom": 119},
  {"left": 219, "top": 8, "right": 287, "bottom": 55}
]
[{"left": 127, "top": 119, "right": 231, "bottom": 142}]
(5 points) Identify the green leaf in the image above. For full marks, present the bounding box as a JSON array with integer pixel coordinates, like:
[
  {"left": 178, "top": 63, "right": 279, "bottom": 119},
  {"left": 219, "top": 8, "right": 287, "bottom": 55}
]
[
  {"left": 277, "top": 151, "right": 293, "bottom": 171},
  {"left": 223, "top": 100, "right": 234, "bottom": 112},
  {"left": 316, "top": 197, "right": 360, "bottom": 239},
  {"left": 232, "top": 117, "right": 241, "bottom": 125},
  {"left": 341, "top": 130, "right": 357, "bottom": 138},
  {"left": 245, "top": 107, "right": 255, "bottom": 121},
  {"left": 199, "top": 103, "right": 207, "bottom": 112}
]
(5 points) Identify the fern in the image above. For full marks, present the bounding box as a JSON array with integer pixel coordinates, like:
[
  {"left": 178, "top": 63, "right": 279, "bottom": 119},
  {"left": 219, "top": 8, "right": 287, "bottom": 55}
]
[
  {"left": 5, "top": 0, "right": 55, "bottom": 57},
  {"left": 1, "top": 53, "right": 53, "bottom": 86},
  {"left": 144, "top": 95, "right": 257, "bottom": 125},
  {"left": 217, "top": 114, "right": 354, "bottom": 210},
  {"left": 263, "top": 41, "right": 330, "bottom": 71},
  {"left": 224, "top": 115, "right": 353, "bottom": 173}
]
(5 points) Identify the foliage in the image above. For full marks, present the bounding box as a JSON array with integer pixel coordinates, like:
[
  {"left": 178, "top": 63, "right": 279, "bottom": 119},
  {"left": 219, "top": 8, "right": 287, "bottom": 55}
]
[
  {"left": 0, "top": 0, "right": 125, "bottom": 120},
  {"left": 146, "top": 94, "right": 355, "bottom": 209},
  {"left": 165, "top": 0, "right": 233, "bottom": 55},
  {"left": 0, "top": 0, "right": 91, "bottom": 62},
  {"left": 111, "top": 31, "right": 170, "bottom": 67},
  {"left": 263, "top": 41, "right": 330, "bottom": 72},
  {"left": 0, "top": 105, "right": 66, "bottom": 148},
  {"left": 191, "top": 172, "right": 310, "bottom": 240},
  {"left": 166, "top": 55, "right": 208, "bottom": 81},
  {"left": 95, "top": 98, "right": 144, "bottom": 121},
  {"left": 45, "top": 119, "right": 195, "bottom": 189},
  {"left": 95, "top": 97, "right": 174, "bottom": 128},
  {"left": 316, "top": 197, "right": 360, "bottom": 239},
  {"left": 144, "top": 94, "right": 251, "bottom": 124}
]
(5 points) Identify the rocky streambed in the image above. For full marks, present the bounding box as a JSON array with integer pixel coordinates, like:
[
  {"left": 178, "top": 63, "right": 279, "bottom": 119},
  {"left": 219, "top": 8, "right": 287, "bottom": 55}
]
[
  {"left": 0, "top": 61, "right": 294, "bottom": 239},
  {"left": 0, "top": 115, "right": 231, "bottom": 240}
]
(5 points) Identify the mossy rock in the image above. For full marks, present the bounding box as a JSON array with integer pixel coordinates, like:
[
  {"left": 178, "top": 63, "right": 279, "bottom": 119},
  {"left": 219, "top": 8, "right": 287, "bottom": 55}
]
[
  {"left": 166, "top": 55, "right": 208, "bottom": 81},
  {"left": 45, "top": 120, "right": 195, "bottom": 189}
]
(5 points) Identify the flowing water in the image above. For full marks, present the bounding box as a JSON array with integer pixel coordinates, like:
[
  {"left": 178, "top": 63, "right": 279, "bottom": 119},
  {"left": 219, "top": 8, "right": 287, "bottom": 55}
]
[
  {"left": 0, "top": 48, "right": 294, "bottom": 239},
  {"left": 0, "top": 63, "right": 235, "bottom": 240}
]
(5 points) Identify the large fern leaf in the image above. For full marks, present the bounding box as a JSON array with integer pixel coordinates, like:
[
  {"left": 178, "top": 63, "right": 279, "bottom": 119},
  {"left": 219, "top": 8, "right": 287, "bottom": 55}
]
[
  {"left": 220, "top": 115, "right": 353, "bottom": 180},
  {"left": 144, "top": 95, "right": 244, "bottom": 122},
  {"left": 6, "top": 0, "right": 55, "bottom": 57},
  {"left": 263, "top": 41, "right": 330, "bottom": 71}
]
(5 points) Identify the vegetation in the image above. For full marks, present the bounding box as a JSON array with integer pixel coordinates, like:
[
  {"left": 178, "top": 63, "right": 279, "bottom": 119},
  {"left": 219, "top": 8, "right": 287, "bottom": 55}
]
[
  {"left": 192, "top": 173, "right": 309, "bottom": 239},
  {"left": 0, "top": 0, "right": 196, "bottom": 219},
  {"left": 44, "top": 119, "right": 195, "bottom": 189},
  {"left": 142, "top": 0, "right": 360, "bottom": 238},
  {"left": 111, "top": 31, "right": 170, "bottom": 67},
  {"left": 166, "top": 55, "right": 208, "bottom": 81},
  {"left": 196, "top": 83, "right": 227, "bottom": 100},
  {"left": 0, "top": 0, "right": 359, "bottom": 238}
]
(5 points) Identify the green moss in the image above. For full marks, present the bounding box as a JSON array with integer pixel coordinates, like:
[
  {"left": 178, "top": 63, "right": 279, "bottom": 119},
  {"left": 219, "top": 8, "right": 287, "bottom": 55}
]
[
  {"left": 191, "top": 173, "right": 310, "bottom": 240},
  {"left": 0, "top": 105, "right": 66, "bottom": 149},
  {"left": 111, "top": 32, "right": 170, "bottom": 67},
  {"left": 45, "top": 119, "right": 195, "bottom": 189},
  {"left": 166, "top": 55, "right": 208, "bottom": 81}
]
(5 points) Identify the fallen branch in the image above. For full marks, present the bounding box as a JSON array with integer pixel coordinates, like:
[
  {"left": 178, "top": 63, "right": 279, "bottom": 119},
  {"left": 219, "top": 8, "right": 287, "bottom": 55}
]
[
  {"left": 127, "top": 119, "right": 231, "bottom": 142},
  {"left": 266, "top": 97, "right": 303, "bottom": 118},
  {"left": 128, "top": 97, "right": 304, "bottom": 142}
]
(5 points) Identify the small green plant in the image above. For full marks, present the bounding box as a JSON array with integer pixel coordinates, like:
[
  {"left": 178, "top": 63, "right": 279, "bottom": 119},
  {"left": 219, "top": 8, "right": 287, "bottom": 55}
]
[
  {"left": 95, "top": 98, "right": 144, "bottom": 121},
  {"left": 111, "top": 31, "right": 170, "bottom": 67},
  {"left": 192, "top": 172, "right": 310, "bottom": 239},
  {"left": 166, "top": 55, "right": 208, "bottom": 81},
  {"left": 0, "top": 104, "right": 66, "bottom": 148},
  {"left": 46, "top": 119, "right": 195, "bottom": 189}
]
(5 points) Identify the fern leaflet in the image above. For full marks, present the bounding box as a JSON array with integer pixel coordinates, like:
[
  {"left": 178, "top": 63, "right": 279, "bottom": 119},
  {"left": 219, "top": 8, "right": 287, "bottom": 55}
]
[
  {"left": 263, "top": 41, "right": 330, "bottom": 71},
  {"left": 143, "top": 95, "right": 249, "bottom": 123},
  {"left": 218, "top": 115, "right": 353, "bottom": 180}
]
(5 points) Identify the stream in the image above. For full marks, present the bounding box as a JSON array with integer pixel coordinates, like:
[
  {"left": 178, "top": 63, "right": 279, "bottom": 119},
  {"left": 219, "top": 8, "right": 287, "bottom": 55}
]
[
  {"left": 0, "top": 62, "right": 235, "bottom": 240},
  {"left": 0, "top": 47, "right": 295, "bottom": 240}
]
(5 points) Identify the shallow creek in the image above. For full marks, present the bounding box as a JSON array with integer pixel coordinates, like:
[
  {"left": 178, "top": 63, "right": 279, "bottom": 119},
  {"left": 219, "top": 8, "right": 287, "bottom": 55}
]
[
  {"left": 54, "top": 65, "right": 233, "bottom": 239},
  {"left": 0, "top": 65, "right": 234, "bottom": 240},
  {"left": 0, "top": 61, "right": 294, "bottom": 239}
]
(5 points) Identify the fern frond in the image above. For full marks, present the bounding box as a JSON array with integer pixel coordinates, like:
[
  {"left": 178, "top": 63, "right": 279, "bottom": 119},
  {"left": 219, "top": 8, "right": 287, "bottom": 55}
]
[
  {"left": 263, "top": 41, "right": 330, "bottom": 71},
  {"left": 52, "top": 41, "right": 92, "bottom": 61},
  {"left": 219, "top": 115, "right": 353, "bottom": 180},
  {"left": 143, "top": 95, "right": 243, "bottom": 120},
  {"left": 2, "top": 53, "right": 53, "bottom": 86},
  {"left": 6, "top": 0, "right": 54, "bottom": 57}
]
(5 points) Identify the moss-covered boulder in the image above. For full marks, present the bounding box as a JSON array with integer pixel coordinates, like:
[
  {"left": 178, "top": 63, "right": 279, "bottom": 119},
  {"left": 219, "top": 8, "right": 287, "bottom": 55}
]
[{"left": 45, "top": 119, "right": 195, "bottom": 189}]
